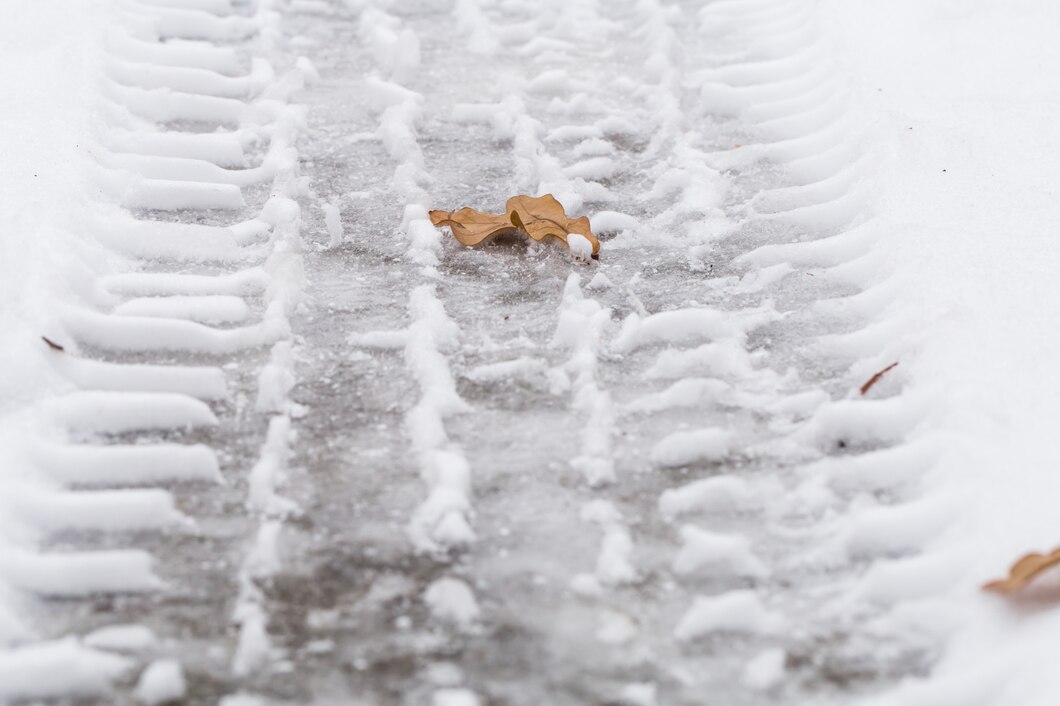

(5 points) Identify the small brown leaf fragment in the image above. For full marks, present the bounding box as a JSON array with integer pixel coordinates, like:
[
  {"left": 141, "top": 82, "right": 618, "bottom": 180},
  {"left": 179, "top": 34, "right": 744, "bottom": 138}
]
[
  {"left": 42, "top": 336, "right": 64, "bottom": 352},
  {"left": 983, "top": 547, "right": 1060, "bottom": 594},
  {"left": 429, "top": 194, "right": 600, "bottom": 256},
  {"left": 859, "top": 362, "right": 898, "bottom": 396}
]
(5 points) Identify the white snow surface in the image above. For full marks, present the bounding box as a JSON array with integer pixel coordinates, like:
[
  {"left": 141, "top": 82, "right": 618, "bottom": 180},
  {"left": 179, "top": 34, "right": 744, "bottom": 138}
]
[
  {"left": 821, "top": 1, "right": 1060, "bottom": 704},
  {"left": 134, "top": 658, "right": 187, "bottom": 705},
  {"left": 0, "top": 0, "right": 118, "bottom": 647}
]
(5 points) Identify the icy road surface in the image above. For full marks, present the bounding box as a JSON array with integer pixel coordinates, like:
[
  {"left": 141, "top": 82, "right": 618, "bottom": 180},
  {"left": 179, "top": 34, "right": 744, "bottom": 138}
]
[{"left": 10, "top": 0, "right": 1042, "bottom": 704}]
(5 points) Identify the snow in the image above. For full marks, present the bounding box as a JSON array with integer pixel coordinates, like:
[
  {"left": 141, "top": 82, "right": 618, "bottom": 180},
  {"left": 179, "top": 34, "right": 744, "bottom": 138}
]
[
  {"left": 650, "top": 428, "right": 733, "bottom": 469},
  {"left": 83, "top": 624, "right": 157, "bottom": 653},
  {"left": 134, "top": 659, "right": 186, "bottom": 705},
  {"left": 644, "top": 340, "right": 756, "bottom": 381},
  {"left": 324, "top": 201, "right": 344, "bottom": 247},
  {"left": 0, "top": 638, "right": 131, "bottom": 700},
  {"left": 3, "top": 0, "right": 1060, "bottom": 701},
  {"left": 246, "top": 415, "right": 299, "bottom": 517},
  {"left": 424, "top": 577, "right": 481, "bottom": 629},
  {"left": 33, "top": 442, "right": 222, "bottom": 486},
  {"left": 566, "top": 232, "right": 594, "bottom": 261},
  {"left": 113, "top": 295, "right": 250, "bottom": 323},
  {"left": 580, "top": 500, "right": 637, "bottom": 586},
  {"left": 49, "top": 356, "right": 227, "bottom": 400},
  {"left": 623, "top": 378, "right": 731, "bottom": 415},
  {"left": 618, "top": 683, "right": 658, "bottom": 706},
  {"left": 46, "top": 391, "right": 218, "bottom": 433},
  {"left": 0, "top": 0, "right": 116, "bottom": 644},
  {"left": 741, "top": 648, "right": 786, "bottom": 692},
  {"left": 550, "top": 274, "right": 616, "bottom": 487},
  {"left": 219, "top": 694, "right": 266, "bottom": 706},
  {"left": 2, "top": 550, "right": 161, "bottom": 597},
  {"left": 658, "top": 475, "right": 756, "bottom": 520},
  {"left": 432, "top": 687, "right": 481, "bottom": 706},
  {"left": 673, "top": 590, "right": 785, "bottom": 642},
  {"left": 672, "top": 525, "right": 769, "bottom": 579},
  {"left": 810, "top": 1, "right": 1060, "bottom": 702}
]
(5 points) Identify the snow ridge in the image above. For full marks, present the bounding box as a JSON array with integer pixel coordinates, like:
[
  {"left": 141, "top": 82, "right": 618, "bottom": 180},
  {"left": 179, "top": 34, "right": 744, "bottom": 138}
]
[
  {"left": 0, "top": 0, "right": 312, "bottom": 699},
  {"left": 350, "top": 5, "right": 483, "bottom": 703},
  {"left": 684, "top": 0, "right": 944, "bottom": 690}
]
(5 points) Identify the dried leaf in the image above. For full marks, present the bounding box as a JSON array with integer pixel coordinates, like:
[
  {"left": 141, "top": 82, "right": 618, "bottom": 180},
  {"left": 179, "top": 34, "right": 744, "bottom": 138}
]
[
  {"left": 859, "top": 361, "right": 898, "bottom": 396},
  {"left": 983, "top": 547, "right": 1060, "bottom": 594},
  {"left": 429, "top": 194, "right": 600, "bottom": 258},
  {"left": 42, "top": 336, "right": 65, "bottom": 352}
]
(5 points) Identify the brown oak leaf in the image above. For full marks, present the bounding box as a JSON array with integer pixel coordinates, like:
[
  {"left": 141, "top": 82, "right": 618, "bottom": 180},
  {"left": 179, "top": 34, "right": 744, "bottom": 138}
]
[
  {"left": 429, "top": 194, "right": 600, "bottom": 258},
  {"left": 983, "top": 547, "right": 1060, "bottom": 594}
]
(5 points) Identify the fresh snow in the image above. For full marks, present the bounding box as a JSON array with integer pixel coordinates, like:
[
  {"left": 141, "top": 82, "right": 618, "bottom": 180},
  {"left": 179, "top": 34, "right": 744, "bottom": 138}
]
[{"left": 134, "top": 659, "right": 187, "bottom": 705}]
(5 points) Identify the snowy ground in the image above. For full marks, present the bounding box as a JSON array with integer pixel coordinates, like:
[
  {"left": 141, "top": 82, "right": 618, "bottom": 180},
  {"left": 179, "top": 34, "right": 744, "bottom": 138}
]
[{"left": 2, "top": 0, "right": 1060, "bottom": 704}]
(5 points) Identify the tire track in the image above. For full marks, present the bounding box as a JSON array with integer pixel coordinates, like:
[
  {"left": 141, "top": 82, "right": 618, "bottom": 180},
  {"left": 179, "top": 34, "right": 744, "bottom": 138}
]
[{"left": 0, "top": 0, "right": 311, "bottom": 701}]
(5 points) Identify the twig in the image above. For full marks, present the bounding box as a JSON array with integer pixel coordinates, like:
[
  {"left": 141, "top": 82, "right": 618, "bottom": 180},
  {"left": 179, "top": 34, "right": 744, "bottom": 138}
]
[
  {"left": 42, "top": 336, "right": 65, "bottom": 352},
  {"left": 859, "top": 361, "right": 898, "bottom": 396}
]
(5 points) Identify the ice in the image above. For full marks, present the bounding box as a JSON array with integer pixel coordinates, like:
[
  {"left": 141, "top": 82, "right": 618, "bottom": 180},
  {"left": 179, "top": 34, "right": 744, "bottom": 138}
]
[{"left": 465, "top": 357, "right": 546, "bottom": 384}]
